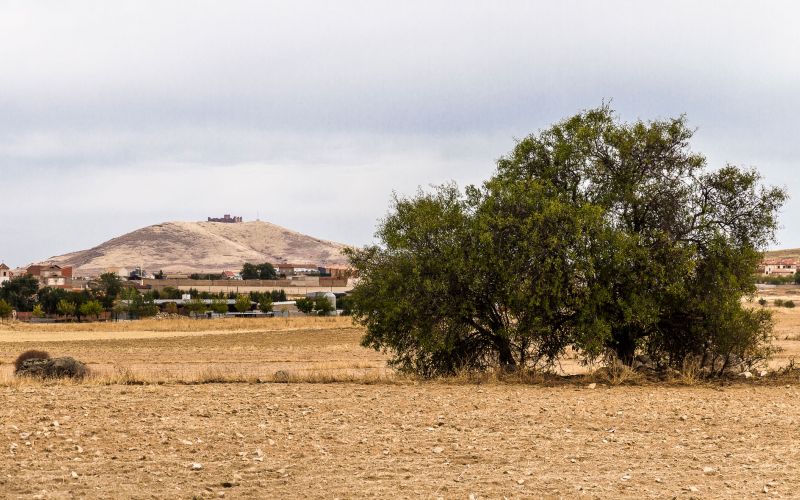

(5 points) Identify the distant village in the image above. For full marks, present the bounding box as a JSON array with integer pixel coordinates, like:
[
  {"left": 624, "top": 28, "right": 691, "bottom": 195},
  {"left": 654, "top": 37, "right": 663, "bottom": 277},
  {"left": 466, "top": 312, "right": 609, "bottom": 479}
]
[
  {"left": 0, "top": 215, "right": 356, "bottom": 322},
  {"left": 2, "top": 214, "right": 795, "bottom": 322}
]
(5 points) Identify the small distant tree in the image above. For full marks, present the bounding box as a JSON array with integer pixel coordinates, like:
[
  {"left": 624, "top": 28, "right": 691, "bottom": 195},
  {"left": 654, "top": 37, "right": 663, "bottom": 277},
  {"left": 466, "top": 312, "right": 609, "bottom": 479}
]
[
  {"left": 97, "top": 273, "right": 123, "bottom": 309},
  {"left": 234, "top": 295, "right": 252, "bottom": 313},
  {"left": 294, "top": 297, "right": 314, "bottom": 314},
  {"left": 313, "top": 296, "right": 334, "bottom": 316},
  {"left": 57, "top": 299, "right": 76, "bottom": 319},
  {"left": 79, "top": 300, "right": 104, "bottom": 320},
  {"left": 785, "top": 300, "right": 796, "bottom": 308},
  {"left": 32, "top": 304, "right": 45, "bottom": 318},
  {"left": 258, "top": 295, "right": 273, "bottom": 314},
  {"left": 270, "top": 289, "right": 287, "bottom": 302},
  {"left": 0, "top": 299, "right": 13, "bottom": 322},
  {"left": 758, "top": 298, "right": 768, "bottom": 307},
  {"left": 185, "top": 298, "right": 207, "bottom": 316},
  {"left": 164, "top": 302, "right": 179, "bottom": 315},
  {"left": 241, "top": 263, "right": 278, "bottom": 280},
  {"left": 210, "top": 297, "right": 229, "bottom": 315}
]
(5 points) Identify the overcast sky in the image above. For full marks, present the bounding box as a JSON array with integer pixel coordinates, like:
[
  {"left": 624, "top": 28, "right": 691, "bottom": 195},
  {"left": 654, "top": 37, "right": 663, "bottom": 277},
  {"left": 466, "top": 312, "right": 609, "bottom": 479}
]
[{"left": 1, "top": 1, "right": 799, "bottom": 267}]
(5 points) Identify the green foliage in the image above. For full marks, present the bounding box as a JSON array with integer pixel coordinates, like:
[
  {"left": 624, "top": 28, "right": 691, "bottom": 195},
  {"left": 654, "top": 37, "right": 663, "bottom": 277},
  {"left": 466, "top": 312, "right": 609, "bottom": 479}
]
[
  {"left": 234, "top": 295, "right": 252, "bottom": 313},
  {"left": 241, "top": 263, "right": 278, "bottom": 280},
  {"left": 0, "top": 299, "right": 13, "bottom": 321},
  {"left": 115, "top": 288, "right": 158, "bottom": 318},
  {"left": 756, "top": 274, "right": 795, "bottom": 285},
  {"left": 57, "top": 299, "right": 76, "bottom": 318},
  {"left": 313, "top": 296, "right": 334, "bottom": 316},
  {"left": 164, "top": 302, "right": 179, "bottom": 315},
  {"left": 185, "top": 297, "right": 207, "bottom": 315},
  {"left": 190, "top": 273, "right": 223, "bottom": 280},
  {"left": 785, "top": 300, "right": 796, "bottom": 308},
  {"left": 294, "top": 297, "right": 314, "bottom": 314},
  {"left": 210, "top": 298, "right": 229, "bottom": 315},
  {"left": 79, "top": 300, "right": 104, "bottom": 319},
  {"left": 270, "top": 289, "right": 287, "bottom": 302},
  {"left": 775, "top": 299, "right": 785, "bottom": 307},
  {"left": 347, "top": 106, "right": 786, "bottom": 376},
  {"left": 32, "top": 304, "right": 45, "bottom": 318},
  {"left": 337, "top": 295, "right": 353, "bottom": 316},
  {"left": 96, "top": 273, "right": 123, "bottom": 308},
  {"left": 160, "top": 287, "right": 183, "bottom": 299},
  {"left": 0, "top": 275, "right": 40, "bottom": 312},
  {"left": 758, "top": 298, "right": 768, "bottom": 306}
]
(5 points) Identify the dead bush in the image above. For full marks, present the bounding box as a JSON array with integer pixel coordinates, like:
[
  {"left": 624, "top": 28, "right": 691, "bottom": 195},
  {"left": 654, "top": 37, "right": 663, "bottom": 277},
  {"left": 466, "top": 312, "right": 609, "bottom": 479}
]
[{"left": 14, "top": 350, "right": 50, "bottom": 373}]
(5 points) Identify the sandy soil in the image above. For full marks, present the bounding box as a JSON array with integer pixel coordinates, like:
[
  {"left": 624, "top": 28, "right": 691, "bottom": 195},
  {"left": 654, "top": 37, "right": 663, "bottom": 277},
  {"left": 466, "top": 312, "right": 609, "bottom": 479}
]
[
  {"left": 1, "top": 317, "right": 799, "bottom": 498},
  {"left": 0, "top": 319, "right": 386, "bottom": 384},
  {"left": 2, "top": 384, "right": 799, "bottom": 499}
]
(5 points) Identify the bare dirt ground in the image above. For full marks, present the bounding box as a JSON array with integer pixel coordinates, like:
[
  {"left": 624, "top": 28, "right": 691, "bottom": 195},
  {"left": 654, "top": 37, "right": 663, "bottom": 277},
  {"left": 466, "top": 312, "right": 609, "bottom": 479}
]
[{"left": 1, "top": 316, "right": 799, "bottom": 498}]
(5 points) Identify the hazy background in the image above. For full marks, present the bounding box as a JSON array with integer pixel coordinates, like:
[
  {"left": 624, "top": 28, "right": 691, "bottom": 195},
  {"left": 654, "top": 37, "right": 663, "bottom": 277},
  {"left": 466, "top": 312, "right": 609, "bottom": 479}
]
[{"left": 1, "top": 1, "right": 798, "bottom": 267}]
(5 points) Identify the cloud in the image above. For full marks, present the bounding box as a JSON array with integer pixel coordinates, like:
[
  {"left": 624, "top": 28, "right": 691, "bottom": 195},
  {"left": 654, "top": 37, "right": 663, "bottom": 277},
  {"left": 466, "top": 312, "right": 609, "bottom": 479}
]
[{"left": 1, "top": 0, "right": 799, "bottom": 266}]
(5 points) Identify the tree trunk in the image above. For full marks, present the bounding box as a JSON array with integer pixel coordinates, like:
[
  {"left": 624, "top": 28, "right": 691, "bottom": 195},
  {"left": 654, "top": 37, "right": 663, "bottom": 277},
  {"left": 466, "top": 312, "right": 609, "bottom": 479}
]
[
  {"left": 497, "top": 340, "right": 517, "bottom": 372},
  {"left": 612, "top": 332, "right": 636, "bottom": 366}
]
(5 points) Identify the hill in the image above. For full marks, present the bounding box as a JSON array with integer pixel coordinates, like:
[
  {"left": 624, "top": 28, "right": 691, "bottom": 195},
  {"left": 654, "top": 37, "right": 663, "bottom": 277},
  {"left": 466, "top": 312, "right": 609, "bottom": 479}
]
[
  {"left": 765, "top": 248, "right": 800, "bottom": 261},
  {"left": 40, "top": 221, "right": 351, "bottom": 276}
]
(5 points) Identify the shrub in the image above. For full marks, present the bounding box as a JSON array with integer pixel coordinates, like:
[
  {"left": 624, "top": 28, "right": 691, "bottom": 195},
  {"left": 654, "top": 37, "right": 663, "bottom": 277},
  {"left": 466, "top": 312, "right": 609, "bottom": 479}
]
[
  {"left": 775, "top": 299, "right": 785, "bottom": 307},
  {"left": 234, "top": 295, "right": 251, "bottom": 313},
  {"left": 14, "top": 350, "right": 50, "bottom": 372},
  {"left": 164, "top": 302, "right": 178, "bottom": 315},
  {"left": 0, "top": 299, "right": 13, "bottom": 321},
  {"left": 294, "top": 297, "right": 314, "bottom": 314},
  {"left": 16, "top": 356, "right": 88, "bottom": 379},
  {"left": 758, "top": 298, "right": 767, "bottom": 306},
  {"left": 32, "top": 304, "right": 45, "bottom": 318},
  {"left": 785, "top": 300, "right": 796, "bottom": 308}
]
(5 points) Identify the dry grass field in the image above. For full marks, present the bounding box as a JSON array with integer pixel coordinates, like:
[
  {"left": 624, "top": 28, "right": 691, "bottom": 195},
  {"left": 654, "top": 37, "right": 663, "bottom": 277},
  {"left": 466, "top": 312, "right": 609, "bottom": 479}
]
[{"left": 1, "top": 314, "right": 799, "bottom": 498}]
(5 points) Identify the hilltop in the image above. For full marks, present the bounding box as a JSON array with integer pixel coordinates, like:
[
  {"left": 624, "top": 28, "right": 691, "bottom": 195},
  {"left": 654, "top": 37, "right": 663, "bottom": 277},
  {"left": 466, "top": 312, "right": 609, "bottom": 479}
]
[{"left": 39, "top": 220, "right": 351, "bottom": 276}]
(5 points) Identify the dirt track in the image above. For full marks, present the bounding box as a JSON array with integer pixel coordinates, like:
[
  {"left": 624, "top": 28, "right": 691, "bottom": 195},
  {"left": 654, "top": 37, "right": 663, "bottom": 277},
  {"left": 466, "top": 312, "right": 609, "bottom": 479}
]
[{"left": 2, "top": 383, "right": 800, "bottom": 499}]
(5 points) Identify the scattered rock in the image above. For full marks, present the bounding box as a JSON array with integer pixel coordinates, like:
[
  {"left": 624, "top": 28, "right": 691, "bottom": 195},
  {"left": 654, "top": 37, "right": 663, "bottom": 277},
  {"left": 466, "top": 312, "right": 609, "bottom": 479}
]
[
  {"left": 70, "top": 471, "right": 78, "bottom": 479},
  {"left": 190, "top": 463, "right": 203, "bottom": 470},
  {"left": 621, "top": 474, "right": 631, "bottom": 481},
  {"left": 587, "top": 383, "right": 597, "bottom": 389},
  {"left": 702, "top": 467, "right": 716, "bottom": 474},
  {"left": 740, "top": 371, "right": 753, "bottom": 379},
  {"left": 432, "top": 446, "right": 444, "bottom": 454},
  {"left": 759, "top": 370, "right": 768, "bottom": 377},
  {"left": 516, "top": 479, "right": 525, "bottom": 485}
]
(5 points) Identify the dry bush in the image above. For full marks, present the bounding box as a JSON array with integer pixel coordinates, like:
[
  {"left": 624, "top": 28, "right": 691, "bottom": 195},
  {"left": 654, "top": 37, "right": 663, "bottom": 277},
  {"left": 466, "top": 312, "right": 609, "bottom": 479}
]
[
  {"left": 592, "top": 355, "right": 645, "bottom": 386},
  {"left": 14, "top": 349, "right": 50, "bottom": 372}
]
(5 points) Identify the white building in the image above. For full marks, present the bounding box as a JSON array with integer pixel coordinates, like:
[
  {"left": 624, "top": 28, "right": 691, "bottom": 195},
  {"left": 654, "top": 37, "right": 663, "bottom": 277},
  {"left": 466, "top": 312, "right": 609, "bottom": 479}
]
[{"left": 0, "top": 263, "right": 11, "bottom": 285}]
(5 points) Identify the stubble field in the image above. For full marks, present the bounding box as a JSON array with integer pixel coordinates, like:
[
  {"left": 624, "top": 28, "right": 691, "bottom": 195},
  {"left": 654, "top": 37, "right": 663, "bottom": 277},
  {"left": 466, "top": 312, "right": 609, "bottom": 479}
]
[{"left": 1, "top": 311, "right": 800, "bottom": 499}]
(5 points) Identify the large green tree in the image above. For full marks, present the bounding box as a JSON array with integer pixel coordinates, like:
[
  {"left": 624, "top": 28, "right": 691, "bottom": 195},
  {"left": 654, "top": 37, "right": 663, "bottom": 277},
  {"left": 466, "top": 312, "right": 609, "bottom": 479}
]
[{"left": 347, "top": 106, "right": 786, "bottom": 376}]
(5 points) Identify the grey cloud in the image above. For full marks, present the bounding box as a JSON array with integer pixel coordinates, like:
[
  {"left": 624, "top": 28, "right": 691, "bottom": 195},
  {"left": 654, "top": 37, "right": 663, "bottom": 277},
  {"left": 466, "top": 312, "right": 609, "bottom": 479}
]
[{"left": 1, "top": 0, "right": 799, "bottom": 266}]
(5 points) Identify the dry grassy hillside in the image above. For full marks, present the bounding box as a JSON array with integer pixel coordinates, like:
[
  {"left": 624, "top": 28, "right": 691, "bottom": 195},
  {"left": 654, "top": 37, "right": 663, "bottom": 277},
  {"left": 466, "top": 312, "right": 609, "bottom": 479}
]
[
  {"left": 765, "top": 248, "right": 800, "bottom": 260},
  {"left": 40, "top": 220, "right": 350, "bottom": 275}
]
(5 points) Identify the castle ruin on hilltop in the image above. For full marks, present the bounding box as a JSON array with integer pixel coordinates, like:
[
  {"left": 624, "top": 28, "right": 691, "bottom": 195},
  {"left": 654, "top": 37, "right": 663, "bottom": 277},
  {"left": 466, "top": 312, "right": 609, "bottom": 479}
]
[{"left": 207, "top": 214, "right": 243, "bottom": 223}]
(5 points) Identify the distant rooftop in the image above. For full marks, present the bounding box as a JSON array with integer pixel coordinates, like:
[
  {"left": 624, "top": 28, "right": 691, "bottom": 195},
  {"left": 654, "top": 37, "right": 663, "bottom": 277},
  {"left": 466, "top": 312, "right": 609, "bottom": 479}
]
[{"left": 207, "top": 214, "right": 243, "bottom": 223}]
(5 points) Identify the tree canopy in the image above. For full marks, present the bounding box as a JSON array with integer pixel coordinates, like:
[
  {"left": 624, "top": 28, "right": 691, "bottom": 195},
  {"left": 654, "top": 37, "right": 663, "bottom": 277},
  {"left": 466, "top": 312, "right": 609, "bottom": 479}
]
[
  {"left": 346, "top": 106, "right": 786, "bottom": 377},
  {"left": 241, "top": 263, "right": 278, "bottom": 280}
]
